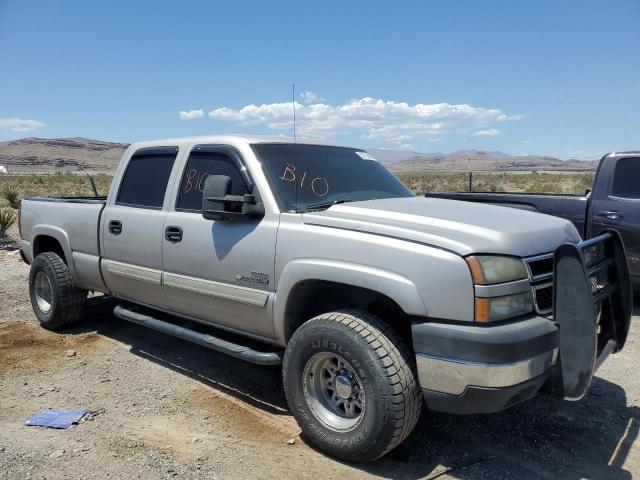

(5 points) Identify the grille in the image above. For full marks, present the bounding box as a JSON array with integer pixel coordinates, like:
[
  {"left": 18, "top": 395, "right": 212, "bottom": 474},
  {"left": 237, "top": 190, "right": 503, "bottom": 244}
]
[
  {"left": 524, "top": 241, "right": 613, "bottom": 316},
  {"left": 581, "top": 241, "right": 611, "bottom": 296},
  {"left": 583, "top": 242, "right": 606, "bottom": 268},
  {"left": 524, "top": 253, "right": 554, "bottom": 315},
  {"left": 533, "top": 283, "right": 553, "bottom": 312}
]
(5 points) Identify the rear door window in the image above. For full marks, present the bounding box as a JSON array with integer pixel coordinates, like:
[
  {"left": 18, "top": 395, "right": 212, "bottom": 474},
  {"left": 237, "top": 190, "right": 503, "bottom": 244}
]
[
  {"left": 611, "top": 157, "right": 640, "bottom": 199},
  {"left": 176, "top": 151, "right": 250, "bottom": 212},
  {"left": 117, "top": 147, "right": 178, "bottom": 208}
]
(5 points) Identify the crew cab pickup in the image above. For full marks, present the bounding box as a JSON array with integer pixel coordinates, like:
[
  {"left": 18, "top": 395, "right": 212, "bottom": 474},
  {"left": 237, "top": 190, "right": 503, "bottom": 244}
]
[
  {"left": 19, "top": 136, "right": 632, "bottom": 462},
  {"left": 427, "top": 152, "right": 640, "bottom": 287}
]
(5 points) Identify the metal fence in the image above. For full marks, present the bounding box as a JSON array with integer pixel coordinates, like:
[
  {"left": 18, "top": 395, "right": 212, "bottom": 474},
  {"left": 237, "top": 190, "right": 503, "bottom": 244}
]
[{"left": 393, "top": 169, "right": 596, "bottom": 195}]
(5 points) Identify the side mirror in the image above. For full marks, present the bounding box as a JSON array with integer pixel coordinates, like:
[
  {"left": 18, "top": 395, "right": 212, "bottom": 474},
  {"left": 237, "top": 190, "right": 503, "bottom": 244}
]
[{"left": 202, "top": 175, "right": 265, "bottom": 221}]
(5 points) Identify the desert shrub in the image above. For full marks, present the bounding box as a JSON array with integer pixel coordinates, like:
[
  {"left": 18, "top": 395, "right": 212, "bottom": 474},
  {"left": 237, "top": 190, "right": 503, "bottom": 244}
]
[
  {"left": 0, "top": 209, "right": 16, "bottom": 239},
  {"left": 2, "top": 186, "right": 20, "bottom": 208}
]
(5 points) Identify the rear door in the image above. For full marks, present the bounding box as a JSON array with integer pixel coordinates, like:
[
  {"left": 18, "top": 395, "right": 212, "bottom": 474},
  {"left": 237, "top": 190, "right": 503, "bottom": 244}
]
[
  {"left": 161, "top": 144, "right": 278, "bottom": 339},
  {"left": 590, "top": 155, "right": 640, "bottom": 281},
  {"left": 100, "top": 146, "right": 180, "bottom": 308}
]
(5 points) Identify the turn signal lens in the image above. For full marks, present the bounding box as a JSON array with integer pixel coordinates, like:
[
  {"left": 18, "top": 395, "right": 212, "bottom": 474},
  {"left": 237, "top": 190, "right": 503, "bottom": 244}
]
[
  {"left": 475, "top": 292, "right": 534, "bottom": 322},
  {"left": 475, "top": 298, "right": 491, "bottom": 322}
]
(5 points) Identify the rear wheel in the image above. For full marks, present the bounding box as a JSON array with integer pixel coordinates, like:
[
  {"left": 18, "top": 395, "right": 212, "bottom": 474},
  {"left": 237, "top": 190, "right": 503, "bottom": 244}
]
[
  {"left": 283, "top": 310, "right": 422, "bottom": 462},
  {"left": 29, "top": 252, "right": 87, "bottom": 330}
]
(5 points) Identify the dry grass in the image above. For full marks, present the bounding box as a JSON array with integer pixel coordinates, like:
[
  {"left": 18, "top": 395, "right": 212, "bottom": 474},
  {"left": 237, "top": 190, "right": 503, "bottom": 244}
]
[
  {"left": 0, "top": 171, "right": 595, "bottom": 212},
  {"left": 0, "top": 173, "right": 112, "bottom": 204}
]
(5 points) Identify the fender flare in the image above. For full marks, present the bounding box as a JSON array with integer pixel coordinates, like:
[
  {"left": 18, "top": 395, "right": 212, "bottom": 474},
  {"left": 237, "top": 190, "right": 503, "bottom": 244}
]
[
  {"left": 31, "top": 225, "right": 76, "bottom": 277},
  {"left": 273, "top": 259, "right": 427, "bottom": 344}
]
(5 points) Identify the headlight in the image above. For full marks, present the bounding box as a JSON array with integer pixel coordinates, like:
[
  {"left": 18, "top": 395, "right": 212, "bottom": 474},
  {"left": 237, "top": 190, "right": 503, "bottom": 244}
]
[
  {"left": 474, "top": 292, "right": 533, "bottom": 322},
  {"left": 466, "top": 255, "right": 528, "bottom": 284},
  {"left": 466, "top": 255, "right": 533, "bottom": 322}
]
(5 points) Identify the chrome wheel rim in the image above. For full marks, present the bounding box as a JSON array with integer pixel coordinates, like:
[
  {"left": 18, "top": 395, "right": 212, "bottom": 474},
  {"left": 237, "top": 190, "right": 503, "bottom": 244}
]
[
  {"left": 34, "top": 271, "right": 53, "bottom": 313},
  {"left": 302, "top": 352, "right": 365, "bottom": 432}
]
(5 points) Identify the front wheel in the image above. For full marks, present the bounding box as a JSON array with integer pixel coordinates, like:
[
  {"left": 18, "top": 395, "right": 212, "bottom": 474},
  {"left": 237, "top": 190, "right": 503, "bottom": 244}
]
[
  {"left": 29, "top": 252, "right": 87, "bottom": 330},
  {"left": 283, "top": 310, "right": 422, "bottom": 462}
]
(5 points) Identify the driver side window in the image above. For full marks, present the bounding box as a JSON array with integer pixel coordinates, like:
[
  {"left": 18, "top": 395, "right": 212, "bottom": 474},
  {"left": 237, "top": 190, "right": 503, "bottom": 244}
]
[{"left": 176, "top": 152, "right": 250, "bottom": 212}]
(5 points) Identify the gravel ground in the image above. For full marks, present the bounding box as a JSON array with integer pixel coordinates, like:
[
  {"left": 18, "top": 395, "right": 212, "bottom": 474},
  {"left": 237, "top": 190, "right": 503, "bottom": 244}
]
[{"left": 1, "top": 250, "right": 639, "bottom": 480}]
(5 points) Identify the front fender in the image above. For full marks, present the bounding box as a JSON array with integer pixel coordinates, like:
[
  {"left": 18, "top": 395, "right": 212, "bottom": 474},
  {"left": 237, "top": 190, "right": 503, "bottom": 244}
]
[{"left": 273, "top": 259, "right": 427, "bottom": 344}]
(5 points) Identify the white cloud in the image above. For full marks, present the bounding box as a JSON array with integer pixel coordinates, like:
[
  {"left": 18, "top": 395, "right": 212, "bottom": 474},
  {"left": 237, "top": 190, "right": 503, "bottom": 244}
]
[
  {"left": 179, "top": 109, "right": 204, "bottom": 120},
  {"left": 523, "top": 140, "right": 530, "bottom": 144},
  {"left": 555, "top": 149, "right": 605, "bottom": 161},
  {"left": 473, "top": 128, "right": 501, "bottom": 136},
  {"left": 299, "top": 90, "right": 324, "bottom": 104},
  {"left": 0, "top": 117, "right": 45, "bottom": 132},
  {"left": 209, "top": 97, "right": 521, "bottom": 146}
]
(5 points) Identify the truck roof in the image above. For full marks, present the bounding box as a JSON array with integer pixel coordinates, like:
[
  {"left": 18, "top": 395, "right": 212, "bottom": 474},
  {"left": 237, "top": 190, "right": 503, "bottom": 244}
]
[{"left": 127, "top": 134, "right": 356, "bottom": 151}]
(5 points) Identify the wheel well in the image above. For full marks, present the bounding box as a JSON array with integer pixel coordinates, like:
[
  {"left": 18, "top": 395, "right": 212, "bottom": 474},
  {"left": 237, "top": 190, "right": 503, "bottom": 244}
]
[
  {"left": 284, "top": 280, "right": 414, "bottom": 348},
  {"left": 33, "top": 235, "right": 66, "bottom": 263}
]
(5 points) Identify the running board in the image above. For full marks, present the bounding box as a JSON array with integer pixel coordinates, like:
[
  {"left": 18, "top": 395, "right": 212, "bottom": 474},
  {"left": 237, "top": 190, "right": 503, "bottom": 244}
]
[{"left": 113, "top": 305, "right": 284, "bottom": 366}]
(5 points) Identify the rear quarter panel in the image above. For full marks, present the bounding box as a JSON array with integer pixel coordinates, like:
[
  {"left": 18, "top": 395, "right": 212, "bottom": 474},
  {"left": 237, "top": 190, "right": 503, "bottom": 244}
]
[{"left": 21, "top": 198, "right": 106, "bottom": 291}]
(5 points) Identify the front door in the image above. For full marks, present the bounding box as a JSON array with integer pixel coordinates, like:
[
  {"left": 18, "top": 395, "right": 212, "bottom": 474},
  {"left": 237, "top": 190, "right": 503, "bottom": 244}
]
[
  {"left": 590, "top": 155, "right": 640, "bottom": 281},
  {"left": 161, "top": 145, "right": 278, "bottom": 339},
  {"left": 101, "top": 146, "right": 179, "bottom": 309}
]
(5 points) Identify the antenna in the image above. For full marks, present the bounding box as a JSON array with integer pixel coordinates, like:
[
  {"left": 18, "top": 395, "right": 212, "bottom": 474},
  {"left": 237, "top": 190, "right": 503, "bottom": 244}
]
[
  {"left": 79, "top": 165, "right": 99, "bottom": 197},
  {"left": 292, "top": 83, "right": 297, "bottom": 143},
  {"left": 292, "top": 83, "right": 298, "bottom": 211}
]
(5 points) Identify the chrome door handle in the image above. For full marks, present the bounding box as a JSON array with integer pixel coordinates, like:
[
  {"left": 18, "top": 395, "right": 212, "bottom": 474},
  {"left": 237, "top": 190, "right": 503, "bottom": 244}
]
[{"left": 598, "top": 211, "right": 625, "bottom": 220}]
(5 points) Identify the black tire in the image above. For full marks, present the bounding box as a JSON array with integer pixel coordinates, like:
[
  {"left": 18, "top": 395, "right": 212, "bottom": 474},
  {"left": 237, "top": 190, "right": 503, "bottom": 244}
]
[
  {"left": 283, "top": 310, "right": 422, "bottom": 462},
  {"left": 29, "top": 252, "right": 87, "bottom": 330}
]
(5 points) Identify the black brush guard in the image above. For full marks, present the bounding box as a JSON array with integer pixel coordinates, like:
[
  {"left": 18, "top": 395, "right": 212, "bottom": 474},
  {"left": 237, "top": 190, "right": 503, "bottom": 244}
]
[{"left": 550, "top": 230, "right": 632, "bottom": 401}]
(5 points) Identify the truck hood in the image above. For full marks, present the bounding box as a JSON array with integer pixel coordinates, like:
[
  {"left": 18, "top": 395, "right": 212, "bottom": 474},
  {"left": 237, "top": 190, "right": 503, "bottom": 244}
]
[{"left": 302, "top": 197, "right": 581, "bottom": 257}]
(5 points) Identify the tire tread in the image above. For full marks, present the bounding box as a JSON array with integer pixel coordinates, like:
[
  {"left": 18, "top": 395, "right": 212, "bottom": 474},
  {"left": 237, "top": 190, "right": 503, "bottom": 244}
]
[
  {"left": 29, "top": 252, "right": 86, "bottom": 329},
  {"left": 284, "top": 309, "right": 422, "bottom": 461}
]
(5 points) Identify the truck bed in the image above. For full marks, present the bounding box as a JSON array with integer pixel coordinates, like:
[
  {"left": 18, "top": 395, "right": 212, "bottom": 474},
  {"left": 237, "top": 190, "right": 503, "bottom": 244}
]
[
  {"left": 426, "top": 191, "right": 589, "bottom": 238},
  {"left": 20, "top": 196, "right": 107, "bottom": 291}
]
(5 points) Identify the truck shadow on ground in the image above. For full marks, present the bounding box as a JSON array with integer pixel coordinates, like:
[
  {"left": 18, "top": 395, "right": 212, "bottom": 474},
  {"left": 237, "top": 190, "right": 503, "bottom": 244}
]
[{"left": 67, "top": 297, "right": 638, "bottom": 480}]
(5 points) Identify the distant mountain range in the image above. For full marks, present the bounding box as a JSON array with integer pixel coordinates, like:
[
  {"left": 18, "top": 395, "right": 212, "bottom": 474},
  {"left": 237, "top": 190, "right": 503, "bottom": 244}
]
[
  {"left": 0, "top": 137, "right": 598, "bottom": 173},
  {"left": 369, "top": 148, "right": 598, "bottom": 171}
]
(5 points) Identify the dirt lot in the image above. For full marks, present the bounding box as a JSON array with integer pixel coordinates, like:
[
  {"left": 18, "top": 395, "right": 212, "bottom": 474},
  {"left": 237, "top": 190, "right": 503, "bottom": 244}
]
[{"left": 1, "top": 251, "right": 639, "bottom": 480}]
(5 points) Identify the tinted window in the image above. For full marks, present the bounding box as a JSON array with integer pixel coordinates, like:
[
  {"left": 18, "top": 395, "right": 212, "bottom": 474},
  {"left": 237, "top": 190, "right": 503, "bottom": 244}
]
[
  {"left": 611, "top": 157, "right": 640, "bottom": 199},
  {"left": 176, "top": 152, "right": 250, "bottom": 211},
  {"left": 252, "top": 144, "right": 413, "bottom": 212},
  {"left": 117, "top": 150, "right": 177, "bottom": 208}
]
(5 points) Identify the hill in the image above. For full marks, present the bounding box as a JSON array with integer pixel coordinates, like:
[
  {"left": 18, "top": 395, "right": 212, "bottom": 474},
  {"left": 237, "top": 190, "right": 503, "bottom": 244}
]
[
  {"left": 0, "top": 137, "right": 598, "bottom": 173},
  {"left": 376, "top": 149, "right": 598, "bottom": 171},
  {"left": 0, "top": 137, "right": 129, "bottom": 172}
]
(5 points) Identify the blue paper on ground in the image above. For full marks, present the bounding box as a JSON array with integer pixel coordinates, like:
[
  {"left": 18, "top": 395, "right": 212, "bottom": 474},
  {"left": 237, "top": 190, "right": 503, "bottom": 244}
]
[{"left": 25, "top": 409, "right": 88, "bottom": 429}]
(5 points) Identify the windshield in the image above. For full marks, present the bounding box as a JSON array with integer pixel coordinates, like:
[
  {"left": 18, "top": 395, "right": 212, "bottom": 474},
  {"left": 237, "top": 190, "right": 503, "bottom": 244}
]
[{"left": 252, "top": 143, "right": 414, "bottom": 212}]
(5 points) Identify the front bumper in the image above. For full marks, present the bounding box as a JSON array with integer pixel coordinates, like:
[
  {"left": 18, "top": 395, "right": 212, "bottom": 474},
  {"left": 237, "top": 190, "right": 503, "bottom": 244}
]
[
  {"left": 414, "top": 316, "right": 558, "bottom": 414},
  {"left": 413, "top": 231, "right": 632, "bottom": 415}
]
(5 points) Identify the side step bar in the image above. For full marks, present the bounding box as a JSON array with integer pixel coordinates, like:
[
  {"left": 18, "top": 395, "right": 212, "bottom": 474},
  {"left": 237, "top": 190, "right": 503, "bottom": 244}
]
[{"left": 114, "top": 305, "right": 284, "bottom": 366}]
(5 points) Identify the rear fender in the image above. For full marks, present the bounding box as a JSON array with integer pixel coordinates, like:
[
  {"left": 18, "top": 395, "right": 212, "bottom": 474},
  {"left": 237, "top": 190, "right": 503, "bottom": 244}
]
[{"left": 31, "top": 225, "right": 76, "bottom": 277}]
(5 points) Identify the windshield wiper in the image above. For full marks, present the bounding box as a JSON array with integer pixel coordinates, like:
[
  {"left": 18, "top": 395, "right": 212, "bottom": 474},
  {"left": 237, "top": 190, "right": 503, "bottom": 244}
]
[{"left": 304, "top": 199, "right": 353, "bottom": 211}]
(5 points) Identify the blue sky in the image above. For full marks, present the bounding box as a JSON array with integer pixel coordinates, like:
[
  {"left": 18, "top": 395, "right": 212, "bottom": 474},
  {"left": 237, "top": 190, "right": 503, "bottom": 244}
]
[{"left": 0, "top": 0, "right": 638, "bottom": 159}]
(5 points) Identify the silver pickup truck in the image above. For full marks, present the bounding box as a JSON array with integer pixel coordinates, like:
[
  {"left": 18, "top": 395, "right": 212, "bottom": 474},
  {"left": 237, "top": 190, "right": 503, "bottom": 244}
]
[{"left": 19, "top": 135, "right": 632, "bottom": 462}]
